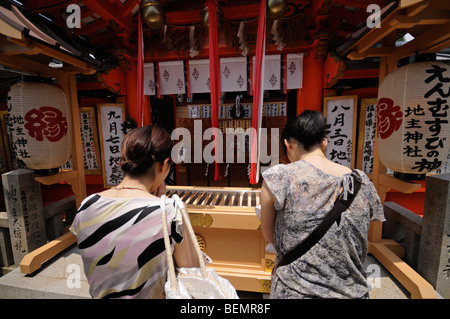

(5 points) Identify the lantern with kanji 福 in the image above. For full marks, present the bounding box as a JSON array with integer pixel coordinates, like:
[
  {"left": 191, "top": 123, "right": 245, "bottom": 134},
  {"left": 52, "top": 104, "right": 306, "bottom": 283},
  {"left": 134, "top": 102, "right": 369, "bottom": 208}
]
[
  {"left": 7, "top": 82, "right": 72, "bottom": 173},
  {"left": 376, "top": 55, "right": 450, "bottom": 179}
]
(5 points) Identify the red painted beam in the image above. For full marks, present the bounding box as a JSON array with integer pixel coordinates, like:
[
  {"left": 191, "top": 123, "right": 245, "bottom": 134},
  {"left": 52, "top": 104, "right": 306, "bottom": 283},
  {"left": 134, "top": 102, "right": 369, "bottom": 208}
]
[
  {"left": 144, "top": 42, "right": 312, "bottom": 62},
  {"left": 82, "top": 0, "right": 134, "bottom": 34},
  {"left": 342, "top": 68, "right": 379, "bottom": 79},
  {"left": 81, "top": 6, "right": 94, "bottom": 19},
  {"left": 77, "top": 82, "right": 104, "bottom": 91},
  {"left": 75, "top": 19, "right": 109, "bottom": 36},
  {"left": 121, "top": 0, "right": 139, "bottom": 17},
  {"left": 166, "top": 9, "right": 201, "bottom": 25},
  {"left": 165, "top": 4, "right": 261, "bottom": 25}
]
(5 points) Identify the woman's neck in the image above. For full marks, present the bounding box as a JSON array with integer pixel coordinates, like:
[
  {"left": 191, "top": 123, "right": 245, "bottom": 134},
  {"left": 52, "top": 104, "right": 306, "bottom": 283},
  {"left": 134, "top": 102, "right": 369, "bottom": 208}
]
[
  {"left": 299, "top": 148, "right": 326, "bottom": 162},
  {"left": 117, "top": 174, "right": 155, "bottom": 193}
]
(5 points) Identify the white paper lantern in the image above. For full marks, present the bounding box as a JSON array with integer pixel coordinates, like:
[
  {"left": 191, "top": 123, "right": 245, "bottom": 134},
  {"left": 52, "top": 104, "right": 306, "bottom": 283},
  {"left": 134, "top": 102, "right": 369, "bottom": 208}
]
[
  {"left": 7, "top": 82, "right": 72, "bottom": 171},
  {"left": 376, "top": 58, "right": 450, "bottom": 178}
]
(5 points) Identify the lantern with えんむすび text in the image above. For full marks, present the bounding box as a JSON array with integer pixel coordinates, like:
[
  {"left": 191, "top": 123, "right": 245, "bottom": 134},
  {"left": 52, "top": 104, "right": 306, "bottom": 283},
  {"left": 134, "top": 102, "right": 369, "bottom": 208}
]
[
  {"left": 376, "top": 54, "right": 450, "bottom": 180},
  {"left": 7, "top": 82, "right": 72, "bottom": 174}
]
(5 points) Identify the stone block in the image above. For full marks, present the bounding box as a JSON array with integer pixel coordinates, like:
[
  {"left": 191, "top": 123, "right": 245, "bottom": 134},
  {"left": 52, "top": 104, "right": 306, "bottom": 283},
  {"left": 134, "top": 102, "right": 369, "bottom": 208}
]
[
  {"left": 418, "top": 173, "right": 450, "bottom": 299},
  {"left": 383, "top": 202, "right": 423, "bottom": 269},
  {"left": 2, "top": 169, "right": 47, "bottom": 265}
]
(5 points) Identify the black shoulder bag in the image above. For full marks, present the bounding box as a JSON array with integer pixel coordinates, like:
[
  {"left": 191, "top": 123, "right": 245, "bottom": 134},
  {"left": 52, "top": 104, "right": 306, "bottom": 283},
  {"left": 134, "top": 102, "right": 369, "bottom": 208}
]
[{"left": 273, "top": 169, "right": 362, "bottom": 273}]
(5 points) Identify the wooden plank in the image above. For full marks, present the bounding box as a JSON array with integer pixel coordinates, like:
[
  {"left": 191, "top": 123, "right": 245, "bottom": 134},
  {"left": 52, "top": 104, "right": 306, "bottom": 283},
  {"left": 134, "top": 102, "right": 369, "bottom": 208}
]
[
  {"left": 0, "top": 18, "right": 23, "bottom": 39},
  {"left": 390, "top": 11, "right": 450, "bottom": 27},
  {"left": 344, "top": 47, "right": 395, "bottom": 60},
  {"left": 356, "top": 25, "right": 397, "bottom": 53},
  {"left": 0, "top": 52, "right": 63, "bottom": 78},
  {"left": 378, "top": 174, "right": 421, "bottom": 193},
  {"left": 399, "top": 0, "right": 428, "bottom": 10},
  {"left": 8, "top": 38, "right": 91, "bottom": 71},
  {"left": 370, "top": 242, "right": 437, "bottom": 299},
  {"left": 390, "top": 21, "right": 450, "bottom": 62},
  {"left": 19, "top": 232, "right": 76, "bottom": 274},
  {"left": 34, "top": 170, "right": 78, "bottom": 185}
]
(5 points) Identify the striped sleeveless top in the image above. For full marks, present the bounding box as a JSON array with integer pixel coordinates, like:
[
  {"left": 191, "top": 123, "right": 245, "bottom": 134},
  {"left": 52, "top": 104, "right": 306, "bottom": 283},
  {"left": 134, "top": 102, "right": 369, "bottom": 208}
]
[{"left": 70, "top": 194, "right": 182, "bottom": 299}]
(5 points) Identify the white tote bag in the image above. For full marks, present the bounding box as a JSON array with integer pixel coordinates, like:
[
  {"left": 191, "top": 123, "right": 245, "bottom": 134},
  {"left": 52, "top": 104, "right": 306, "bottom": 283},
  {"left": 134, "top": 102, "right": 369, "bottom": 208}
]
[{"left": 160, "top": 195, "right": 239, "bottom": 299}]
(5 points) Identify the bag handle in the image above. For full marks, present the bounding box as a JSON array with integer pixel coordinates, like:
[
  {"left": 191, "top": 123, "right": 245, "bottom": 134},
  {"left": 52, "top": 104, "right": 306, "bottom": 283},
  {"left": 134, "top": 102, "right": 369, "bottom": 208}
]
[
  {"left": 160, "top": 195, "right": 177, "bottom": 289},
  {"left": 160, "top": 195, "right": 207, "bottom": 290}
]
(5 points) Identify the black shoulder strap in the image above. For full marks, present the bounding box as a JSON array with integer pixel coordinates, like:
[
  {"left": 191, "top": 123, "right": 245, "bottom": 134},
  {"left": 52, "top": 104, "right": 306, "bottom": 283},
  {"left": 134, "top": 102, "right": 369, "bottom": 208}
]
[{"left": 275, "top": 170, "right": 362, "bottom": 270}]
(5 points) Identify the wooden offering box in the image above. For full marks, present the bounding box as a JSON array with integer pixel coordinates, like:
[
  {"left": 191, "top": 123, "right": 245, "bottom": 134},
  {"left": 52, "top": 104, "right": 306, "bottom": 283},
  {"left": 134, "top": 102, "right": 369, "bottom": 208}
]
[{"left": 166, "top": 185, "right": 274, "bottom": 293}]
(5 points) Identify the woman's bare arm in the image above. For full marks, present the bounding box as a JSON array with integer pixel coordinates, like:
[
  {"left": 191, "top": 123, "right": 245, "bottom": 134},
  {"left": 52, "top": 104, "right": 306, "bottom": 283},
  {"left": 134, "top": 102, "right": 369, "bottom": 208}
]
[
  {"left": 173, "top": 221, "right": 200, "bottom": 268},
  {"left": 261, "top": 181, "right": 277, "bottom": 244}
]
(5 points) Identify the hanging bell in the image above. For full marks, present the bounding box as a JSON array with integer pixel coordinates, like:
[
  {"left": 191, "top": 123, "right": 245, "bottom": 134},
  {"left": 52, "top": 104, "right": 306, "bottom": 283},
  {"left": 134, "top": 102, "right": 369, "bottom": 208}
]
[
  {"left": 141, "top": 0, "right": 166, "bottom": 30},
  {"left": 201, "top": 3, "right": 223, "bottom": 31},
  {"left": 267, "top": 0, "right": 288, "bottom": 20}
]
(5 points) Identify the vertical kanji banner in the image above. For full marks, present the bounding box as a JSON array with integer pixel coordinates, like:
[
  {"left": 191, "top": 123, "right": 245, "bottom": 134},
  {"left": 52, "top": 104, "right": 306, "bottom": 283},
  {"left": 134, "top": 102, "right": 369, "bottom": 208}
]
[
  {"left": 208, "top": 0, "right": 221, "bottom": 181},
  {"left": 250, "top": 0, "right": 266, "bottom": 184},
  {"left": 324, "top": 96, "right": 358, "bottom": 169}
]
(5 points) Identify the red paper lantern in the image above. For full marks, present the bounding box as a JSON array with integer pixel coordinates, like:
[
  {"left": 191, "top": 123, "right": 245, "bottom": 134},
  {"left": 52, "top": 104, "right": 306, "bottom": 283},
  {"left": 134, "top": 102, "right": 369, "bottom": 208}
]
[
  {"left": 7, "top": 82, "right": 72, "bottom": 172},
  {"left": 376, "top": 55, "right": 450, "bottom": 179}
]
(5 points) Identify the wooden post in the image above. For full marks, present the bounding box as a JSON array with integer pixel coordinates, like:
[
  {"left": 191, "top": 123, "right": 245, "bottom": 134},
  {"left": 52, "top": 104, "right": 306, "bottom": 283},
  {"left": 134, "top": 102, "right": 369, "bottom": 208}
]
[{"left": 297, "top": 51, "right": 324, "bottom": 114}]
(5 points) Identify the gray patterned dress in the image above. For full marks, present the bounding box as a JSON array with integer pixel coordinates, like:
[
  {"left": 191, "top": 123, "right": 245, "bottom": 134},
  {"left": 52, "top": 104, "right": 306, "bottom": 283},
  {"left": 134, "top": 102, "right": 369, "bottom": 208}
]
[{"left": 262, "top": 160, "right": 385, "bottom": 299}]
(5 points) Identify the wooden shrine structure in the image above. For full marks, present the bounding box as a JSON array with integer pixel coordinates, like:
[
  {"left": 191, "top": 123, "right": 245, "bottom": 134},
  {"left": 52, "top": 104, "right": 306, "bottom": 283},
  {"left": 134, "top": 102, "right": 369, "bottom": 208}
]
[
  {"left": 0, "top": 0, "right": 449, "bottom": 298},
  {"left": 340, "top": 0, "right": 450, "bottom": 298}
]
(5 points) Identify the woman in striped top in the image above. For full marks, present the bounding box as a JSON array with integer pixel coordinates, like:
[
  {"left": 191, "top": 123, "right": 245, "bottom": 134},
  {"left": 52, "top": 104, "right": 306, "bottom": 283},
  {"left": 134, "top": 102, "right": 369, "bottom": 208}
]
[{"left": 70, "top": 125, "right": 199, "bottom": 299}]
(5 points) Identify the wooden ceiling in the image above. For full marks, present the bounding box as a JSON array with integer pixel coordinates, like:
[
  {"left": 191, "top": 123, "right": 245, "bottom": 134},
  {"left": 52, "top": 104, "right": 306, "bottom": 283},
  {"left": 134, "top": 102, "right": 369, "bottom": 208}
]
[{"left": 17, "top": 0, "right": 388, "bottom": 62}]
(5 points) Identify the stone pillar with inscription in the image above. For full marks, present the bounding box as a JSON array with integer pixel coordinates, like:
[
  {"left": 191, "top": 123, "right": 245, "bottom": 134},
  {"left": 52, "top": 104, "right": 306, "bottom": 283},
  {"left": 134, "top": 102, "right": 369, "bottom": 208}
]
[
  {"left": 418, "top": 173, "right": 450, "bottom": 298},
  {"left": 2, "top": 169, "right": 47, "bottom": 265}
]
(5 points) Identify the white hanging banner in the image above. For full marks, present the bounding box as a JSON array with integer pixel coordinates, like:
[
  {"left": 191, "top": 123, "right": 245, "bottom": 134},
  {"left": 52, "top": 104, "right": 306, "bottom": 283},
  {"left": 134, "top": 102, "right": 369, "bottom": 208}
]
[
  {"left": 158, "top": 61, "right": 186, "bottom": 95},
  {"left": 188, "top": 59, "right": 210, "bottom": 94},
  {"left": 144, "top": 63, "right": 156, "bottom": 96},
  {"left": 286, "top": 53, "right": 303, "bottom": 90},
  {"left": 253, "top": 54, "right": 281, "bottom": 90},
  {"left": 264, "top": 54, "right": 280, "bottom": 90},
  {"left": 220, "top": 57, "right": 247, "bottom": 92}
]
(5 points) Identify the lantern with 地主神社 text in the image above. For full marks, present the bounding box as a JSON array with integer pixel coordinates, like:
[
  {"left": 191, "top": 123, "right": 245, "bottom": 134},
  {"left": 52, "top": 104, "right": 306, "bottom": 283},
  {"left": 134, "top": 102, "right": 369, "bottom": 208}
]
[
  {"left": 6, "top": 82, "right": 72, "bottom": 174},
  {"left": 376, "top": 54, "right": 450, "bottom": 180}
]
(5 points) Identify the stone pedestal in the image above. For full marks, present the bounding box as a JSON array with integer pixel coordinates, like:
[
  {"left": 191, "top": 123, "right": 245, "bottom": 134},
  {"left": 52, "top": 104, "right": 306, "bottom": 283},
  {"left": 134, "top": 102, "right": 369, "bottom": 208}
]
[
  {"left": 1, "top": 169, "right": 46, "bottom": 265},
  {"left": 0, "top": 246, "right": 90, "bottom": 299},
  {"left": 0, "top": 212, "right": 14, "bottom": 270},
  {"left": 418, "top": 173, "right": 450, "bottom": 299}
]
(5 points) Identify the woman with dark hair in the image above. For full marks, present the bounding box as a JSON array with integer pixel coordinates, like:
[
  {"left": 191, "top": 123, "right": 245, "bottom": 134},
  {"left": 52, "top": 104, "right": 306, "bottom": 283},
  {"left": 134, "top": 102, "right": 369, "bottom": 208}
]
[
  {"left": 261, "top": 110, "right": 385, "bottom": 299},
  {"left": 71, "top": 125, "right": 199, "bottom": 299}
]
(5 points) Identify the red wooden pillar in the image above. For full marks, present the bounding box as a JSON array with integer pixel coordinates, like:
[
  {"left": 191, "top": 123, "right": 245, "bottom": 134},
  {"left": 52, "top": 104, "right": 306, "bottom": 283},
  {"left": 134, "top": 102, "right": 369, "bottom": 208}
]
[
  {"left": 143, "top": 96, "right": 152, "bottom": 126},
  {"left": 125, "top": 60, "right": 138, "bottom": 122},
  {"left": 297, "top": 52, "right": 324, "bottom": 115}
]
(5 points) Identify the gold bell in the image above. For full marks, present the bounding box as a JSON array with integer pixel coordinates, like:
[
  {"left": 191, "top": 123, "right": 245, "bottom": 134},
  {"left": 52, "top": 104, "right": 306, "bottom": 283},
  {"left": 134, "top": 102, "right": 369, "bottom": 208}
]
[
  {"left": 267, "top": 0, "right": 288, "bottom": 20},
  {"left": 141, "top": 0, "right": 166, "bottom": 30}
]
